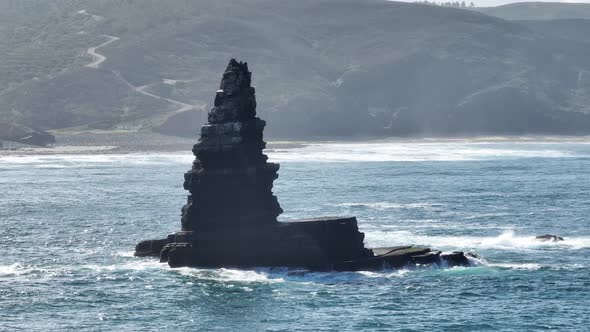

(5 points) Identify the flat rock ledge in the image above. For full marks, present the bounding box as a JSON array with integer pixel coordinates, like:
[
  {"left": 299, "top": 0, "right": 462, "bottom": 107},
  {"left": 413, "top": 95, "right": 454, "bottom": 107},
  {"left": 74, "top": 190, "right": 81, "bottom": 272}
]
[{"left": 136, "top": 217, "right": 470, "bottom": 271}]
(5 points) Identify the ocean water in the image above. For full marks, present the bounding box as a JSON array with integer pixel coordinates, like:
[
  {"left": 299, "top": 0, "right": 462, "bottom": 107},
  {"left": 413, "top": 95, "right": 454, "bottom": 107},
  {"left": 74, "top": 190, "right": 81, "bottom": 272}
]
[{"left": 1, "top": 141, "right": 589, "bottom": 331}]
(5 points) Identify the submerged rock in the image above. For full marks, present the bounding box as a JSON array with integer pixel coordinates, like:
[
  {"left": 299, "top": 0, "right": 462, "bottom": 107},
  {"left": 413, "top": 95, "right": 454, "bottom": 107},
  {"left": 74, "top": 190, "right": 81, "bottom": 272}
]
[
  {"left": 135, "top": 59, "right": 472, "bottom": 271},
  {"left": 135, "top": 239, "right": 168, "bottom": 257},
  {"left": 535, "top": 234, "right": 565, "bottom": 242}
]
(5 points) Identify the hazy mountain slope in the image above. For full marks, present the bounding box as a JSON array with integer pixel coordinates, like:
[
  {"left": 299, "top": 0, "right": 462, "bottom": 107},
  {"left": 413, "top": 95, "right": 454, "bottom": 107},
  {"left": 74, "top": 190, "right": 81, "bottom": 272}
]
[
  {"left": 519, "top": 19, "right": 590, "bottom": 44},
  {"left": 0, "top": 1, "right": 93, "bottom": 92},
  {"left": 478, "top": 2, "right": 590, "bottom": 20},
  {"left": 1, "top": 0, "right": 590, "bottom": 138},
  {"left": 516, "top": 18, "right": 590, "bottom": 115}
]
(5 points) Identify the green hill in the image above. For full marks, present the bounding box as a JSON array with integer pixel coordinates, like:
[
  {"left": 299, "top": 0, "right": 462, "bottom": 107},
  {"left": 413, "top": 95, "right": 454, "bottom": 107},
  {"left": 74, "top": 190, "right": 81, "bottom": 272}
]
[
  {"left": 477, "top": 2, "right": 590, "bottom": 20},
  {"left": 1, "top": 0, "right": 590, "bottom": 139},
  {"left": 518, "top": 19, "right": 590, "bottom": 44}
]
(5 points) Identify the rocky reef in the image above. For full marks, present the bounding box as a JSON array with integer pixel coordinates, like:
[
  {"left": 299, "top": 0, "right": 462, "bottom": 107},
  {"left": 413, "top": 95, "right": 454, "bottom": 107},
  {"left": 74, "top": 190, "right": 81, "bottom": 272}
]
[
  {"left": 135, "top": 59, "right": 471, "bottom": 271},
  {"left": 536, "top": 234, "right": 565, "bottom": 242}
]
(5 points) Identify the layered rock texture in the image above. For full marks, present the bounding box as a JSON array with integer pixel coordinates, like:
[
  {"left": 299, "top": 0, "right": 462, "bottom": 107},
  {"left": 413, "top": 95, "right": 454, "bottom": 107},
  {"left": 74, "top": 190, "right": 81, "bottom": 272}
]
[
  {"left": 180, "top": 59, "right": 282, "bottom": 231},
  {"left": 135, "top": 59, "right": 471, "bottom": 271}
]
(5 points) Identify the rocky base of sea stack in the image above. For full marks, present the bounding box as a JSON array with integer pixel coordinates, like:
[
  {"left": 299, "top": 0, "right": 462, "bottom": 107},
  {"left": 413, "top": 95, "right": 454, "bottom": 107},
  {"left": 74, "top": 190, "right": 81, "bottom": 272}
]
[{"left": 136, "top": 217, "right": 470, "bottom": 271}]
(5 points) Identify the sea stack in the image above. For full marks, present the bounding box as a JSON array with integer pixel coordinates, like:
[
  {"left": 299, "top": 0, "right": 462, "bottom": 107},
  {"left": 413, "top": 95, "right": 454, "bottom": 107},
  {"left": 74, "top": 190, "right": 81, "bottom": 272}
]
[
  {"left": 135, "top": 59, "right": 471, "bottom": 270},
  {"left": 181, "top": 59, "right": 282, "bottom": 231}
]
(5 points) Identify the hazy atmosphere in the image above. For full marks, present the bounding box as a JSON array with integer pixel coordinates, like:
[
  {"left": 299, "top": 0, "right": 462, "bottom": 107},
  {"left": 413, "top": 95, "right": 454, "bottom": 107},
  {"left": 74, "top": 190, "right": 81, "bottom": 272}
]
[{"left": 1, "top": 1, "right": 589, "bottom": 331}]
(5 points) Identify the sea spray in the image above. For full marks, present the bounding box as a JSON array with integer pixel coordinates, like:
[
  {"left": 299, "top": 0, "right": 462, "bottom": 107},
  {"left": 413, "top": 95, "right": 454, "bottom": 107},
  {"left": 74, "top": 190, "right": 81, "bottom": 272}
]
[
  {"left": 365, "top": 230, "right": 590, "bottom": 251},
  {"left": 267, "top": 142, "right": 583, "bottom": 163}
]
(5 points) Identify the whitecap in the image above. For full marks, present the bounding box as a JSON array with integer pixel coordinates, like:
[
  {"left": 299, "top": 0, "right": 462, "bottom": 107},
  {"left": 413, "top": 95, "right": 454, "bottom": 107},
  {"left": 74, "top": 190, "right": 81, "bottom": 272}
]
[
  {"left": 0, "top": 263, "right": 26, "bottom": 276},
  {"left": 337, "top": 202, "right": 444, "bottom": 210},
  {"left": 267, "top": 142, "right": 585, "bottom": 163},
  {"left": 173, "top": 267, "right": 285, "bottom": 283},
  {"left": 365, "top": 230, "right": 590, "bottom": 251},
  {"left": 81, "top": 260, "right": 165, "bottom": 272},
  {"left": 0, "top": 153, "right": 193, "bottom": 167},
  {"left": 169, "top": 266, "right": 414, "bottom": 284},
  {"left": 113, "top": 251, "right": 135, "bottom": 258},
  {"left": 488, "top": 263, "right": 543, "bottom": 271},
  {"left": 0, "top": 263, "right": 67, "bottom": 279}
]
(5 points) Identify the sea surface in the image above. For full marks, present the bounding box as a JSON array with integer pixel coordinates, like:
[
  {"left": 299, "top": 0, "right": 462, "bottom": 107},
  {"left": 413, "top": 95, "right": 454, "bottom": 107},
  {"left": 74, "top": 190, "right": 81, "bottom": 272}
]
[{"left": 1, "top": 141, "right": 589, "bottom": 331}]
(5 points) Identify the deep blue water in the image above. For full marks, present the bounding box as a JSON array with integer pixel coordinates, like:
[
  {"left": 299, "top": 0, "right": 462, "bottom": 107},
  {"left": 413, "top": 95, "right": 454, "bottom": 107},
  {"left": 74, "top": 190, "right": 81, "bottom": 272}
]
[{"left": 1, "top": 142, "right": 589, "bottom": 331}]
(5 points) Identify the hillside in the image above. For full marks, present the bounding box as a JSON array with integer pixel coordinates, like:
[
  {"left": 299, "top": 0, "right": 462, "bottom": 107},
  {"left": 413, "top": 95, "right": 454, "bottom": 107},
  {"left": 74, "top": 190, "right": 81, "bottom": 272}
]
[
  {"left": 2, "top": 0, "right": 590, "bottom": 139},
  {"left": 477, "top": 2, "right": 590, "bottom": 20},
  {"left": 519, "top": 19, "right": 590, "bottom": 44}
]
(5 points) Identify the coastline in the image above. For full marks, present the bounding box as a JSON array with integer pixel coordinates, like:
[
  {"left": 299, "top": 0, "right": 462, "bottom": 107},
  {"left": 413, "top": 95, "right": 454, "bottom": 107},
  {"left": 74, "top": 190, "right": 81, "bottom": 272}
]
[
  {"left": 1, "top": 130, "right": 589, "bottom": 156},
  {"left": 0, "top": 130, "right": 309, "bottom": 156}
]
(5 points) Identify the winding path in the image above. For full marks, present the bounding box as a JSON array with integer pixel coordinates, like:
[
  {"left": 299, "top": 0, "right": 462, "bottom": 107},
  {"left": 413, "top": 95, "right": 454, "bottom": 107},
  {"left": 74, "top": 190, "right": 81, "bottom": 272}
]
[
  {"left": 85, "top": 35, "right": 120, "bottom": 69},
  {"left": 113, "top": 71, "right": 194, "bottom": 114},
  {"left": 82, "top": 25, "right": 197, "bottom": 117},
  {"left": 136, "top": 84, "right": 194, "bottom": 113}
]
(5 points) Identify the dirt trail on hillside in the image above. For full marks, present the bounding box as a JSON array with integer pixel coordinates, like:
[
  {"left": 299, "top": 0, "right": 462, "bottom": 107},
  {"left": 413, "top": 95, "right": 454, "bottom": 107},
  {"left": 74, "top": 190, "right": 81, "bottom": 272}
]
[
  {"left": 82, "top": 24, "right": 198, "bottom": 118},
  {"left": 85, "top": 35, "right": 120, "bottom": 69}
]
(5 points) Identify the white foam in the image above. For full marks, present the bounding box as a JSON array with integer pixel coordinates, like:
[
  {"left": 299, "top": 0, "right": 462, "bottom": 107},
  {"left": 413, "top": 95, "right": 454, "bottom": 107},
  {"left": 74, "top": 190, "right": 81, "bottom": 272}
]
[
  {"left": 489, "top": 263, "right": 543, "bottom": 270},
  {"left": 268, "top": 142, "right": 584, "bottom": 163},
  {"left": 338, "top": 202, "right": 444, "bottom": 210},
  {"left": 365, "top": 230, "right": 590, "bottom": 251},
  {"left": 82, "top": 260, "right": 165, "bottom": 272},
  {"left": 0, "top": 153, "right": 193, "bottom": 167},
  {"left": 173, "top": 266, "right": 414, "bottom": 284},
  {"left": 1, "top": 142, "right": 585, "bottom": 167},
  {"left": 113, "top": 251, "right": 135, "bottom": 258},
  {"left": 487, "top": 262, "right": 587, "bottom": 271},
  {"left": 0, "top": 263, "right": 65, "bottom": 278},
  {"left": 174, "top": 267, "right": 285, "bottom": 283},
  {"left": 0, "top": 263, "right": 27, "bottom": 276}
]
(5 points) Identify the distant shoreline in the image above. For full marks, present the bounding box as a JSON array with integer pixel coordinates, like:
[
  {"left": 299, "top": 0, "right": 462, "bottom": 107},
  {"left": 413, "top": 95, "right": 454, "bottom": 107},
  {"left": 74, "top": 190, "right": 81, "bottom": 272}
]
[
  {"left": 0, "top": 131, "right": 309, "bottom": 156},
  {"left": 1, "top": 131, "right": 589, "bottom": 156}
]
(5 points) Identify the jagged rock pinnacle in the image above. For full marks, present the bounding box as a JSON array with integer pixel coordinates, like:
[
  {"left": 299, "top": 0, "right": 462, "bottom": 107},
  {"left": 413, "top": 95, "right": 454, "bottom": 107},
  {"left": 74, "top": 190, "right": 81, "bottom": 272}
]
[
  {"left": 180, "top": 59, "right": 281, "bottom": 231},
  {"left": 209, "top": 59, "right": 257, "bottom": 123}
]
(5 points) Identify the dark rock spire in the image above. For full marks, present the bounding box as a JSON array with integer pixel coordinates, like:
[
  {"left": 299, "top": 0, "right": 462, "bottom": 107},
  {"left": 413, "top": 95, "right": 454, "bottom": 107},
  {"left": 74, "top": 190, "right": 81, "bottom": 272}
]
[
  {"left": 181, "top": 59, "right": 282, "bottom": 231},
  {"left": 208, "top": 59, "right": 257, "bottom": 123}
]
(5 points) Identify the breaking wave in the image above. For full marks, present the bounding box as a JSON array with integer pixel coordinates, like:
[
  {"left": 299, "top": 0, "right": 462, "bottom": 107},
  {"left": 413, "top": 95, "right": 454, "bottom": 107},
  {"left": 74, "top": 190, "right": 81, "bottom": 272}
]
[
  {"left": 0, "top": 263, "right": 71, "bottom": 279},
  {"left": 0, "top": 263, "right": 28, "bottom": 276},
  {"left": 365, "top": 230, "right": 590, "bottom": 250},
  {"left": 3, "top": 252, "right": 584, "bottom": 287},
  {"left": 2, "top": 142, "right": 586, "bottom": 168},
  {"left": 337, "top": 202, "right": 445, "bottom": 210},
  {"left": 81, "top": 260, "right": 164, "bottom": 272},
  {"left": 267, "top": 142, "right": 585, "bottom": 163},
  {"left": 0, "top": 153, "right": 193, "bottom": 167},
  {"left": 486, "top": 263, "right": 587, "bottom": 271},
  {"left": 174, "top": 267, "right": 286, "bottom": 283}
]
